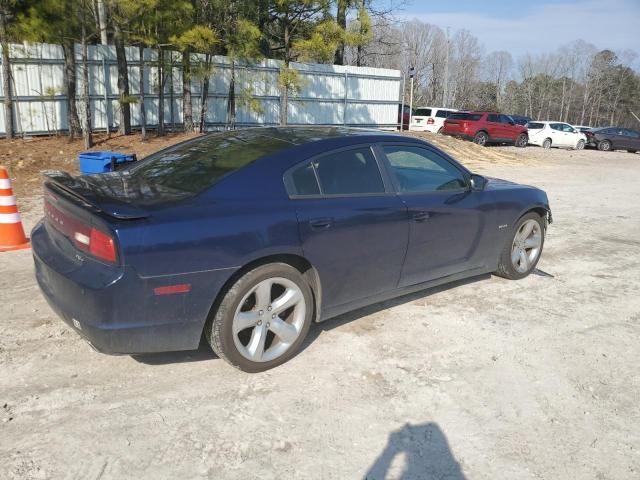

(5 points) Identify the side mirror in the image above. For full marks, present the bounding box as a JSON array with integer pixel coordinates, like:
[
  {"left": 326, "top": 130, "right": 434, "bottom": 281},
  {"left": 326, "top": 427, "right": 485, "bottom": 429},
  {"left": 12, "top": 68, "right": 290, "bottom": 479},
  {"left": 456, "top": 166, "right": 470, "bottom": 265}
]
[{"left": 469, "top": 174, "right": 488, "bottom": 191}]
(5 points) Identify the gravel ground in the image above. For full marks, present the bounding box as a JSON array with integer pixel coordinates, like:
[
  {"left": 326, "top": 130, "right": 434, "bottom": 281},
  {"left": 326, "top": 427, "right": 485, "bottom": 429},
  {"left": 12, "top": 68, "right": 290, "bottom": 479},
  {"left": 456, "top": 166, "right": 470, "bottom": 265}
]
[{"left": 1, "top": 144, "right": 639, "bottom": 480}]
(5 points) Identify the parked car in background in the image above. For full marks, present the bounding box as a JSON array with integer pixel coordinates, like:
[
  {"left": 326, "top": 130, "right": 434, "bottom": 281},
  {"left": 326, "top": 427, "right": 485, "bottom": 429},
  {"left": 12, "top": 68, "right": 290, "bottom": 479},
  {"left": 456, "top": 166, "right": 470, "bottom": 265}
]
[
  {"left": 527, "top": 121, "right": 587, "bottom": 149},
  {"left": 398, "top": 104, "right": 413, "bottom": 130},
  {"left": 508, "top": 115, "right": 531, "bottom": 126},
  {"left": 410, "top": 107, "right": 458, "bottom": 133},
  {"left": 573, "top": 125, "right": 593, "bottom": 133},
  {"left": 442, "top": 112, "right": 529, "bottom": 147},
  {"left": 32, "top": 127, "right": 551, "bottom": 372},
  {"left": 584, "top": 127, "right": 640, "bottom": 152}
]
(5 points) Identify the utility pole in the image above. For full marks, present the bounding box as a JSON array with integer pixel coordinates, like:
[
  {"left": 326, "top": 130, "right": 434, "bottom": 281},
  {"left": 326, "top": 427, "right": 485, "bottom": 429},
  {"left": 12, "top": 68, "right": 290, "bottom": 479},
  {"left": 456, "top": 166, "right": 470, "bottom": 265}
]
[
  {"left": 443, "top": 27, "right": 450, "bottom": 108},
  {"left": 409, "top": 66, "right": 415, "bottom": 131}
]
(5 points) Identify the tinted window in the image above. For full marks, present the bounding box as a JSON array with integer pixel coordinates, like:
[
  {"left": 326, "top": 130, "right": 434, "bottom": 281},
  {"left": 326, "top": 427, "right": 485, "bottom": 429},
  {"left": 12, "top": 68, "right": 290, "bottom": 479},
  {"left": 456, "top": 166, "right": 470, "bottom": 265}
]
[
  {"left": 449, "top": 113, "right": 482, "bottom": 121},
  {"left": 499, "top": 114, "right": 513, "bottom": 124},
  {"left": 313, "top": 147, "right": 385, "bottom": 195},
  {"left": 383, "top": 146, "right": 467, "bottom": 193},
  {"left": 288, "top": 162, "right": 320, "bottom": 196},
  {"left": 414, "top": 108, "right": 432, "bottom": 116},
  {"left": 487, "top": 114, "right": 500, "bottom": 122},
  {"left": 435, "top": 109, "right": 452, "bottom": 118},
  {"left": 627, "top": 129, "right": 640, "bottom": 138},
  {"left": 527, "top": 122, "right": 545, "bottom": 130},
  {"left": 550, "top": 123, "right": 564, "bottom": 131},
  {"left": 126, "top": 131, "right": 291, "bottom": 199}
]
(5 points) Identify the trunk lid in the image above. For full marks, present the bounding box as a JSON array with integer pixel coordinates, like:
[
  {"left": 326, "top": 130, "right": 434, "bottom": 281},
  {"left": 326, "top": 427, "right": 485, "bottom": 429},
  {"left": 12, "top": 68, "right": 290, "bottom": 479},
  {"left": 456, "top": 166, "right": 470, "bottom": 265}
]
[{"left": 43, "top": 170, "right": 151, "bottom": 220}]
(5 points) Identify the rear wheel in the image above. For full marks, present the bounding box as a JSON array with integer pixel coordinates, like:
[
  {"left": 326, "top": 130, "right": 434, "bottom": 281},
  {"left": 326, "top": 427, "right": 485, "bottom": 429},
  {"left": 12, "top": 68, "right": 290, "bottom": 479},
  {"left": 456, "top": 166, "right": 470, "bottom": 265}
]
[
  {"left": 205, "top": 263, "right": 313, "bottom": 372},
  {"left": 495, "top": 212, "right": 545, "bottom": 280},
  {"left": 515, "top": 133, "right": 528, "bottom": 148},
  {"left": 598, "top": 140, "right": 612, "bottom": 151},
  {"left": 437, "top": 127, "right": 443, "bottom": 134},
  {"left": 542, "top": 138, "right": 552, "bottom": 149},
  {"left": 473, "top": 131, "right": 489, "bottom": 146},
  {"left": 576, "top": 140, "right": 585, "bottom": 150}
]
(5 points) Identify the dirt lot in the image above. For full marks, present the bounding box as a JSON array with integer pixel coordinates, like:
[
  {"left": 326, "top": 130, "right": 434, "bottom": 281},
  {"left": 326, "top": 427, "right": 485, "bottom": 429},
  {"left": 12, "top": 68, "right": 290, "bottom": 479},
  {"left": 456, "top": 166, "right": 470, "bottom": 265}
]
[{"left": 1, "top": 133, "right": 639, "bottom": 479}]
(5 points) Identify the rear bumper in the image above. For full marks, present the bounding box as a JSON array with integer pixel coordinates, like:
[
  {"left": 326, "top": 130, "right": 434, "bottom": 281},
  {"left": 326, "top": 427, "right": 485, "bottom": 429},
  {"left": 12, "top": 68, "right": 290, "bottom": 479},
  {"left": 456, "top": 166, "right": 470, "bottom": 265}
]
[
  {"left": 32, "top": 221, "right": 232, "bottom": 354},
  {"left": 443, "top": 131, "right": 473, "bottom": 140},
  {"left": 410, "top": 123, "right": 439, "bottom": 133}
]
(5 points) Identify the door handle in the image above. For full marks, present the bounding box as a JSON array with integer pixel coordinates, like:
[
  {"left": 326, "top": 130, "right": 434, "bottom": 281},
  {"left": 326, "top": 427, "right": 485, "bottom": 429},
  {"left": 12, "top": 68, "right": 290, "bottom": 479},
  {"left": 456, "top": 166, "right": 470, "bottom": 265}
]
[
  {"left": 309, "top": 217, "right": 332, "bottom": 230},
  {"left": 412, "top": 211, "right": 430, "bottom": 222}
]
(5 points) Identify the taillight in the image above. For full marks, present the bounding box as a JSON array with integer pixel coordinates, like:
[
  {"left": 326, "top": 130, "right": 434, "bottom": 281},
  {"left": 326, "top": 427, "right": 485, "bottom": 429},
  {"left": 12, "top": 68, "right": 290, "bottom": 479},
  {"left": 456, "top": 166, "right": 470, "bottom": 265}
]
[
  {"left": 427, "top": 118, "right": 435, "bottom": 124},
  {"left": 89, "top": 228, "right": 117, "bottom": 263},
  {"left": 45, "top": 198, "right": 118, "bottom": 263}
]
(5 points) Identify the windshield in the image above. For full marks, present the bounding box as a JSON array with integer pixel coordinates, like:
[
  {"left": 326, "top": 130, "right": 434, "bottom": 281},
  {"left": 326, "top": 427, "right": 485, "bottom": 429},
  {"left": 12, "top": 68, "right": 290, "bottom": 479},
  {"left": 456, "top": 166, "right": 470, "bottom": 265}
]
[{"left": 123, "top": 130, "right": 292, "bottom": 200}]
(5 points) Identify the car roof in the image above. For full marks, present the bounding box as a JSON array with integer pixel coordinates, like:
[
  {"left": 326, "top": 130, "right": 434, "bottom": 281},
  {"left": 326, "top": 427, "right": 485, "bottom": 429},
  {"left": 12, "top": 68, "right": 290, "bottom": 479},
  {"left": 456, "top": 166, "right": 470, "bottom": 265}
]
[{"left": 223, "top": 126, "right": 404, "bottom": 145}]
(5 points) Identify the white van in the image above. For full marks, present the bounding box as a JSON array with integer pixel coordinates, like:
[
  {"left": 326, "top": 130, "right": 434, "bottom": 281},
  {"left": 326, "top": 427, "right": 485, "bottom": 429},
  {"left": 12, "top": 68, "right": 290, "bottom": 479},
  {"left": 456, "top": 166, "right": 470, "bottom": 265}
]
[{"left": 410, "top": 107, "right": 458, "bottom": 133}]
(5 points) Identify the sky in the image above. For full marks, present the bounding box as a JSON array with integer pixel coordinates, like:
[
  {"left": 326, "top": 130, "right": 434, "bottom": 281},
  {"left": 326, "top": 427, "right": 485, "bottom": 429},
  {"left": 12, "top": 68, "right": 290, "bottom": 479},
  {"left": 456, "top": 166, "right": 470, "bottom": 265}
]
[{"left": 399, "top": 0, "right": 640, "bottom": 64}]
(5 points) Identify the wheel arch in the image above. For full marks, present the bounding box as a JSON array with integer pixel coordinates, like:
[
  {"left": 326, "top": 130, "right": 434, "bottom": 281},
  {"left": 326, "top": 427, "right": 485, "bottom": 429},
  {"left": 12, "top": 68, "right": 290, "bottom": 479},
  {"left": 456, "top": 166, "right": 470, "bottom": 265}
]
[{"left": 203, "top": 253, "right": 323, "bottom": 338}]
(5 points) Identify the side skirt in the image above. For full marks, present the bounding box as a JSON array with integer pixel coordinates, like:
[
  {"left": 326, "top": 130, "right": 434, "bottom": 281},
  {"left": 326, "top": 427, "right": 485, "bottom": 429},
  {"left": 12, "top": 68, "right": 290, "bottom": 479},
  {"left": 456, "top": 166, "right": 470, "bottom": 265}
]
[{"left": 318, "top": 266, "right": 494, "bottom": 322}]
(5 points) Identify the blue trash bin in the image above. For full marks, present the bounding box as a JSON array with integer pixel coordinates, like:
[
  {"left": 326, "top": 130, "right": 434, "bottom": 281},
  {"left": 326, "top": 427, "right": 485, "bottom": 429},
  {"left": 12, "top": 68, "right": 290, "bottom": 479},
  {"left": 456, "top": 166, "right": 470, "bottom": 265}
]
[{"left": 79, "top": 151, "right": 137, "bottom": 175}]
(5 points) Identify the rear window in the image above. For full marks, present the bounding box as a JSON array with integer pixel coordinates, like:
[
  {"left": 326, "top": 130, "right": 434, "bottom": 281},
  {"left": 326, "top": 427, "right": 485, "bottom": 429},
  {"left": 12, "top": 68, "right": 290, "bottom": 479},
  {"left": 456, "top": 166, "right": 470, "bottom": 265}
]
[
  {"left": 435, "top": 110, "right": 453, "bottom": 118},
  {"left": 414, "top": 108, "right": 432, "bottom": 117},
  {"left": 449, "top": 113, "right": 482, "bottom": 121},
  {"left": 527, "top": 122, "right": 544, "bottom": 129},
  {"left": 125, "top": 131, "right": 291, "bottom": 199}
]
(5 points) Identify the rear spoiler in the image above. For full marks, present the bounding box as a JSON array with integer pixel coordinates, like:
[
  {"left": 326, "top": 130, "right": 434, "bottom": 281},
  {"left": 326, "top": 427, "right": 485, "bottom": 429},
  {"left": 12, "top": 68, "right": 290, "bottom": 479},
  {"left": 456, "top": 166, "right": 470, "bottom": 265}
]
[{"left": 42, "top": 170, "right": 151, "bottom": 220}]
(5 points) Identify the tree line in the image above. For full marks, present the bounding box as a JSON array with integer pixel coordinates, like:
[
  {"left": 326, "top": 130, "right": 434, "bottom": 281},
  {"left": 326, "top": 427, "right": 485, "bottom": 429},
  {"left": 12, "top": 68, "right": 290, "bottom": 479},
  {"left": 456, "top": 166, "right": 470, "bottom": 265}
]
[
  {"left": 355, "top": 19, "right": 640, "bottom": 128},
  {"left": 1, "top": 2, "right": 638, "bottom": 147},
  {"left": 0, "top": 0, "right": 380, "bottom": 146}
]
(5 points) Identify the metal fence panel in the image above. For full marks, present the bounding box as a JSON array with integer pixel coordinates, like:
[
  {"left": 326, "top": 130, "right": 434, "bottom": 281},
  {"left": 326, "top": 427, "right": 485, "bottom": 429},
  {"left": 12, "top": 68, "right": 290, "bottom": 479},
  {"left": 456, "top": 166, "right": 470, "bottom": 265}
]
[{"left": 0, "top": 42, "right": 401, "bottom": 135}]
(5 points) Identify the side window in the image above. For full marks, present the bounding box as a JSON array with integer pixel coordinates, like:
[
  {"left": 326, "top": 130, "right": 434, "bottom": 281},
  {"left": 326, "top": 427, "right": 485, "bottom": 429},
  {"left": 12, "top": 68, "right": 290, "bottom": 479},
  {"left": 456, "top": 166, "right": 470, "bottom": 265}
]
[
  {"left": 313, "top": 147, "right": 385, "bottom": 195},
  {"left": 383, "top": 145, "right": 467, "bottom": 193},
  {"left": 435, "top": 109, "right": 449, "bottom": 118},
  {"left": 499, "top": 114, "right": 513, "bottom": 124},
  {"left": 487, "top": 114, "right": 499, "bottom": 122},
  {"left": 628, "top": 130, "right": 640, "bottom": 139},
  {"left": 287, "top": 162, "right": 320, "bottom": 196},
  {"left": 550, "top": 123, "right": 563, "bottom": 131}
]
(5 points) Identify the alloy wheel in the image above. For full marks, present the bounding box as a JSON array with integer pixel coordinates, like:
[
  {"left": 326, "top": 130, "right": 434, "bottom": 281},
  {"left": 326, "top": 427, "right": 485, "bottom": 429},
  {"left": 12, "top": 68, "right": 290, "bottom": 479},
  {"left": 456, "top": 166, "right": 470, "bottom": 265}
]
[
  {"left": 232, "top": 277, "right": 306, "bottom": 363},
  {"left": 510, "top": 219, "right": 543, "bottom": 274}
]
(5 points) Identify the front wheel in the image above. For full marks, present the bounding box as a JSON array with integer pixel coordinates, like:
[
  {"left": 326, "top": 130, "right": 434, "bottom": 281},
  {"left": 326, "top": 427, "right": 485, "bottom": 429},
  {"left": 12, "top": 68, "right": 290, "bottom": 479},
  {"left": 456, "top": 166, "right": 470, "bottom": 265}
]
[
  {"left": 598, "top": 140, "right": 612, "bottom": 151},
  {"left": 542, "top": 138, "right": 552, "bottom": 149},
  {"left": 576, "top": 140, "right": 585, "bottom": 150},
  {"left": 205, "top": 263, "right": 313, "bottom": 372},
  {"left": 495, "top": 212, "right": 545, "bottom": 280},
  {"left": 515, "top": 133, "right": 528, "bottom": 148}
]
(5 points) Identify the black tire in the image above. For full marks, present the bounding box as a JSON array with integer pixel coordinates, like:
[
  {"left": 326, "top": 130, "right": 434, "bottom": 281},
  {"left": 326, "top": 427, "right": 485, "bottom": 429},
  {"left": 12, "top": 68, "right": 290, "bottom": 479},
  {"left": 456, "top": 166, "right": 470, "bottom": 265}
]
[
  {"left": 204, "top": 263, "right": 314, "bottom": 372},
  {"left": 473, "top": 131, "right": 489, "bottom": 146},
  {"left": 515, "top": 133, "right": 528, "bottom": 148},
  {"left": 437, "top": 127, "right": 443, "bottom": 134},
  {"left": 495, "top": 212, "right": 545, "bottom": 280},
  {"left": 627, "top": 149, "right": 637, "bottom": 154},
  {"left": 598, "top": 140, "right": 612, "bottom": 151},
  {"left": 576, "top": 140, "right": 585, "bottom": 150},
  {"left": 542, "top": 138, "right": 552, "bottom": 149}
]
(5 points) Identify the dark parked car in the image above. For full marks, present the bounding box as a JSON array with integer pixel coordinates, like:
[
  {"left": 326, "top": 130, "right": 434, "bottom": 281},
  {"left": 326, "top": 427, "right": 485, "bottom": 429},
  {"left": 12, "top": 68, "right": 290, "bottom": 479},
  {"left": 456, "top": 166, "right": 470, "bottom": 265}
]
[
  {"left": 33, "top": 127, "right": 551, "bottom": 372},
  {"left": 442, "top": 112, "right": 529, "bottom": 147},
  {"left": 398, "top": 104, "right": 413, "bottom": 130},
  {"left": 584, "top": 127, "right": 640, "bottom": 152}
]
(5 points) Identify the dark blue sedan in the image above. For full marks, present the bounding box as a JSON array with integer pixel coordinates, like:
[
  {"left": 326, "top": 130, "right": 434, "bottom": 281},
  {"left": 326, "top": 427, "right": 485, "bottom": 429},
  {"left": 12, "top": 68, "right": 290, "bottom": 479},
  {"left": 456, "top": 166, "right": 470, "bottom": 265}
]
[{"left": 32, "top": 128, "right": 551, "bottom": 372}]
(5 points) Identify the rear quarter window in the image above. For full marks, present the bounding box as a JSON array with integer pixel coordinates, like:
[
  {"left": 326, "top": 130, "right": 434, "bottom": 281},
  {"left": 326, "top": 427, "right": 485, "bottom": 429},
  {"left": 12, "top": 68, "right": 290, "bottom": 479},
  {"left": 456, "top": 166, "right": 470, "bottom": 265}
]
[
  {"left": 435, "top": 110, "right": 453, "bottom": 118},
  {"left": 414, "top": 108, "right": 432, "bottom": 116}
]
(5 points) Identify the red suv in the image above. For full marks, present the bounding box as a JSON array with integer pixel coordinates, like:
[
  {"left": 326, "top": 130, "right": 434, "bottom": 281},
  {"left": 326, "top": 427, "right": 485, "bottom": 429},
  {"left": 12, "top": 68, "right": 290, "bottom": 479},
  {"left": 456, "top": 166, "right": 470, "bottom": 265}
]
[{"left": 443, "top": 112, "right": 528, "bottom": 147}]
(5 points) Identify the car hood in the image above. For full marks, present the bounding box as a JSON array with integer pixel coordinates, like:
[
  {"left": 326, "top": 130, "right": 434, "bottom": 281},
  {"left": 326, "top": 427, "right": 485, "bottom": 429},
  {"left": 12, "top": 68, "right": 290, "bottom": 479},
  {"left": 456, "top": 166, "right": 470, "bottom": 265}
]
[{"left": 484, "top": 176, "right": 534, "bottom": 191}]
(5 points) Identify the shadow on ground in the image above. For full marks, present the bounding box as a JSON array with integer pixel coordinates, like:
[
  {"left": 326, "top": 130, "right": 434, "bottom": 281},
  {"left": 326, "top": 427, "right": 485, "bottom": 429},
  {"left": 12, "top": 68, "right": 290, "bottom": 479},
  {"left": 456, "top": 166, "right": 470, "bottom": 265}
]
[{"left": 365, "top": 422, "right": 466, "bottom": 480}]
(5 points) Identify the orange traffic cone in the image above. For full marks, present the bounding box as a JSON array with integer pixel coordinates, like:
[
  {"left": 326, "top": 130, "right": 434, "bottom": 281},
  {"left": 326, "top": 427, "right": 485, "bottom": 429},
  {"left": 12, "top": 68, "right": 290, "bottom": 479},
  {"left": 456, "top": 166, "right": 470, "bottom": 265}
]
[{"left": 0, "top": 166, "right": 30, "bottom": 252}]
